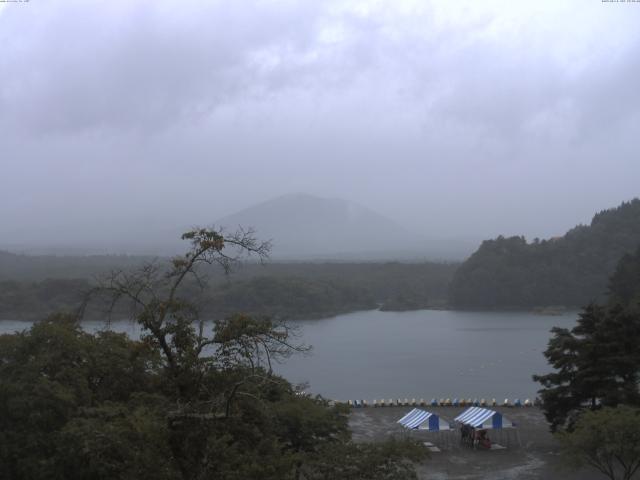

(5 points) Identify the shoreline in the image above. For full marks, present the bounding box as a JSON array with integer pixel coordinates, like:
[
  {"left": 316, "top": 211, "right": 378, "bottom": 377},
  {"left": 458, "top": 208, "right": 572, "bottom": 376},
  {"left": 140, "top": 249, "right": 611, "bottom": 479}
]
[
  {"left": 349, "top": 406, "right": 601, "bottom": 480},
  {"left": 0, "top": 304, "right": 583, "bottom": 324}
]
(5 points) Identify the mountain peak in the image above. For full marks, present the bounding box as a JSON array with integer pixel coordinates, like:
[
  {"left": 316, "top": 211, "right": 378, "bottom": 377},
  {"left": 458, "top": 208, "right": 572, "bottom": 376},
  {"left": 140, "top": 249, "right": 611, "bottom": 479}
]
[{"left": 216, "top": 193, "right": 414, "bottom": 259}]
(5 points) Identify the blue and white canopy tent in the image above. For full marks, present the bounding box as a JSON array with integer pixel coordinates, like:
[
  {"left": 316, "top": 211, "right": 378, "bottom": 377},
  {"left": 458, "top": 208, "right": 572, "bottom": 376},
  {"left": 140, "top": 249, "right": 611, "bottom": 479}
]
[
  {"left": 454, "top": 407, "right": 515, "bottom": 430},
  {"left": 454, "top": 407, "right": 520, "bottom": 448},
  {"left": 397, "top": 408, "right": 453, "bottom": 450},
  {"left": 398, "top": 408, "right": 451, "bottom": 431}
]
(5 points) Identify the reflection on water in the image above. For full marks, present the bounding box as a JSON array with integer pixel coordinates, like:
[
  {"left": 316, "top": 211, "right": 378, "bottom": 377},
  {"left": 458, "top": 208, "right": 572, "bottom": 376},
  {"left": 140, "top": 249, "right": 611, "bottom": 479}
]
[{"left": 0, "top": 309, "right": 577, "bottom": 402}]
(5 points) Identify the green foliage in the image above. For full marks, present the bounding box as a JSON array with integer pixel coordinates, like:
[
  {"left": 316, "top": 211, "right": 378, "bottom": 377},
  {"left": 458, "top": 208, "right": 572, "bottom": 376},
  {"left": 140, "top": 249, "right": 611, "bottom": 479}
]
[
  {"left": 533, "top": 304, "right": 640, "bottom": 431},
  {"left": 303, "top": 437, "right": 429, "bottom": 480},
  {"left": 0, "top": 313, "right": 168, "bottom": 480},
  {"left": 209, "top": 276, "right": 377, "bottom": 320},
  {"left": 556, "top": 406, "right": 640, "bottom": 480},
  {"left": 450, "top": 199, "right": 640, "bottom": 308},
  {"left": 0, "top": 229, "right": 428, "bottom": 479},
  {"left": 0, "top": 250, "right": 151, "bottom": 281},
  {"left": 608, "top": 244, "right": 640, "bottom": 308},
  {"left": 0, "top": 261, "right": 457, "bottom": 321},
  {"left": 534, "top": 248, "right": 640, "bottom": 432},
  {"left": 57, "top": 402, "right": 176, "bottom": 480},
  {"left": 0, "top": 312, "right": 414, "bottom": 480},
  {"left": 0, "top": 278, "right": 89, "bottom": 320}
]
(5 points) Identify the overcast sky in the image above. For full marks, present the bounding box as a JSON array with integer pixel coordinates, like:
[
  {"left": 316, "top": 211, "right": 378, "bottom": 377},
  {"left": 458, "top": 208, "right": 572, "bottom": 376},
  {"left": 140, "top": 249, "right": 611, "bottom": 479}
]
[{"left": 1, "top": 0, "right": 639, "bottom": 250}]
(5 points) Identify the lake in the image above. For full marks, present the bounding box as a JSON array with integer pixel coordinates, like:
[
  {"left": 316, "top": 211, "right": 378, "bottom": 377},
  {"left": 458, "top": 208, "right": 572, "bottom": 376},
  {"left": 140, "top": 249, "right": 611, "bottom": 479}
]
[
  {"left": 0, "top": 309, "right": 577, "bottom": 402},
  {"left": 275, "top": 309, "right": 577, "bottom": 402}
]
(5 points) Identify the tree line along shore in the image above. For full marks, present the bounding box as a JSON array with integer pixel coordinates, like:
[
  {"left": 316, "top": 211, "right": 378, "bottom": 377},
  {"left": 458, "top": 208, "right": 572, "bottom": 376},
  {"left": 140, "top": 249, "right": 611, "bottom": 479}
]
[
  {"left": 2, "top": 198, "right": 640, "bottom": 321},
  {"left": 1, "top": 225, "right": 639, "bottom": 480}
]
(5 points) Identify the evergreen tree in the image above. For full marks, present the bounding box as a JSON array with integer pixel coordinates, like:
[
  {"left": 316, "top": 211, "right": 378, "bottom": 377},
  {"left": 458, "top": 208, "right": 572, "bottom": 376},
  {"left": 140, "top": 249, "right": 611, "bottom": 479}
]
[
  {"left": 608, "top": 245, "right": 640, "bottom": 308},
  {"left": 534, "top": 249, "right": 640, "bottom": 431}
]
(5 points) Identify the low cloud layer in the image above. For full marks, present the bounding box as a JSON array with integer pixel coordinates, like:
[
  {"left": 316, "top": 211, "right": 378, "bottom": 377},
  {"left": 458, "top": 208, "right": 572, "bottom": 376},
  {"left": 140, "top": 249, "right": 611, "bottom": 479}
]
[{"left": 1, "top": 1, "right": 639, "bottom": 251}]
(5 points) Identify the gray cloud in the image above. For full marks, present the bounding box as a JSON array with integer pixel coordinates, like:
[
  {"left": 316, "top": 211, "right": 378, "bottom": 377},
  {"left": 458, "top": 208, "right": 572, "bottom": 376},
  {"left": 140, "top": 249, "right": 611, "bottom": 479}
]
[
  {"left": 0, "top": 1, "right": 326, "bottom": 134},
  {"left": 1, "top": 0, "right": 639, "bottom": 252}
]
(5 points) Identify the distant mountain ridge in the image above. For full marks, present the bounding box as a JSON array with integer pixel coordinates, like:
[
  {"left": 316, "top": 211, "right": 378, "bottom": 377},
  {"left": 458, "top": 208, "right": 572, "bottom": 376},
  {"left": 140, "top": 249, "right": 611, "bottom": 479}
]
[
  {"left": 216, "top": 193, "right": 426, "bottom": 259},
  {"left": 1, "top": 193, "right": 478, "bottom": 260},
  {"left": 449, "top": 198, "right": 640, "bottom": 308}
]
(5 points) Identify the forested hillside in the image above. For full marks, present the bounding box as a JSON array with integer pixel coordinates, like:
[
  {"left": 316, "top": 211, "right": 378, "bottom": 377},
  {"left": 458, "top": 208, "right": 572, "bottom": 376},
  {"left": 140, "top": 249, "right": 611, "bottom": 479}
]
[
  {"left": 608, "top": 244, "right": 640, "bottom": 308},
  {"left": 0, "top": 251, "right": 151, "bottom": 281},
  {"left": 449, "top": 199, "right": 640, "bottom": 308},
  {"left": 0, "top": 258, "right": 457, "bottom": 320}
]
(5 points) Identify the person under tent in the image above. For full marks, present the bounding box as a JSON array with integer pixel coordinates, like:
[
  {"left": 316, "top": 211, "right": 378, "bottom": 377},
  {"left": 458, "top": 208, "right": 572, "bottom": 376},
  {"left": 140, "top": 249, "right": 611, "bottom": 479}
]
[{"left": 476, "top": 429, "right": 491, "bottom": 449}]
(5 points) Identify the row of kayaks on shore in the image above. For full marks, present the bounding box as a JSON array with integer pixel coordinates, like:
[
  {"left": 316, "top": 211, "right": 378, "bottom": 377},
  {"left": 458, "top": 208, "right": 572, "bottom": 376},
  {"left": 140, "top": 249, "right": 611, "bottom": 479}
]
[{"left": 344, "top": 397, "right": 540, "bottom": 408}]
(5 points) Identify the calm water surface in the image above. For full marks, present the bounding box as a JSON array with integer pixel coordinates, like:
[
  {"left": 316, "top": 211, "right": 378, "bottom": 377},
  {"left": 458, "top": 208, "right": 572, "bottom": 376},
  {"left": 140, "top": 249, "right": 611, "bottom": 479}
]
[
  {"left": 275, "top": 309, "right": 577, "bottom": 401},
  {"left": 0, "top": 309, "right": 577, "bottom": 401}
]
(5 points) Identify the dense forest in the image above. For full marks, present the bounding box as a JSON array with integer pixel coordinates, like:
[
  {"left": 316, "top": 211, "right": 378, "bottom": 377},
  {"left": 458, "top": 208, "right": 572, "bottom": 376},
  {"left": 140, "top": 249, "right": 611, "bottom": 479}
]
[
  {"left": 5, "top": 198, "right": 639, "bottom": 318},
  {"left": 608, "top": 244, "right": 640, "bottom": 307},
  {"left": 449, "top": 199, "right": 640, "bottom": 308},
  {"left": 534, "top": 244, "right": 640, "bottom": 429},
  {"left": 0, "top": 251, "right": 153, "bottom": 281},
  {"left": 0, "top": 255, "right": 457, "bottom": 321}
]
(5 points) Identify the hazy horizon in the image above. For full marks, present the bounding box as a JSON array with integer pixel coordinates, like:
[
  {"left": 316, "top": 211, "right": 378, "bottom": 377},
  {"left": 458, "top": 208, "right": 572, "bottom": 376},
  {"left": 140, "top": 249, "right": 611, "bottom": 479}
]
[
  {"left": 2, "top": 191, "right": 636, "bottom": 261},
  {"left": 2, "top": 1, "right": 639, "bottom": 255}
]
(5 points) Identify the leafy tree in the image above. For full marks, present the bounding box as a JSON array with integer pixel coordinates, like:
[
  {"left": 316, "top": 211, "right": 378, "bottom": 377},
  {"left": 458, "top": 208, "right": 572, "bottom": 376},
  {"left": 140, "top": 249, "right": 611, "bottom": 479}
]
[
  {"left": 0, "top": 313, "right": 168, "bottom": 480},
  {"left": 82, "top": 228, "right": 274, "bottom": 397},
  {"left": 56, "top": 401, "right": 176, "bottom": 480},
  {"left": 0, "top": 228, "right": 429, "bottom": 479},
  {"left": 557, "top": 406, "right": 640, "bottom": 480}
]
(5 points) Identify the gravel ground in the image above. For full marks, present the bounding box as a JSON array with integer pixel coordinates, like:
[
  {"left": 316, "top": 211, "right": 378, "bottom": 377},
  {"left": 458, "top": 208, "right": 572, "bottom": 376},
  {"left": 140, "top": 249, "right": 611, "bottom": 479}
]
[{"left": 348, "top": 406, "right": 604, "bottom": 480}]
